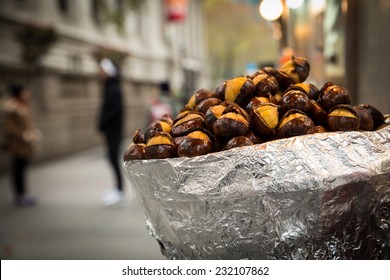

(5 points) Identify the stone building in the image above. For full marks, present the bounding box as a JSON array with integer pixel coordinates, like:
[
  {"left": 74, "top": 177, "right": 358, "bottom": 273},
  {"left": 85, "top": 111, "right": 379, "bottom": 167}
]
[{"left": 0, "top": 0, "right": 208, "bottom": 171}]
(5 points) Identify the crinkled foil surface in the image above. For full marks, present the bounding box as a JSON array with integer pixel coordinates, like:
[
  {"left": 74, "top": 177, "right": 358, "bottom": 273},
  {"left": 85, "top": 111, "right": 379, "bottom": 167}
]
[{"left": 123, "top": 126, "right": 390, "bottom": 259}]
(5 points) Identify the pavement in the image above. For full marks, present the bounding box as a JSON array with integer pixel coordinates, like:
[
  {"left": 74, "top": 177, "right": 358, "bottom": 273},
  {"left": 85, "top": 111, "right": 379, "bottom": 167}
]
[{"left": 0, "top": 144, "right": 165, "bottom": 260}]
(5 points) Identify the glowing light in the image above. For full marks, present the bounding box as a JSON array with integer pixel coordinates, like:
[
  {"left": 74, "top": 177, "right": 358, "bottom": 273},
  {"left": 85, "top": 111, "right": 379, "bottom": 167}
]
[
  {"left": 286, "top": 0, "right": 304, "bottom": 10},
  {"left": 259, "top": 0, "right": 283, "bottom": 21},
  {"left": 310, "top": 0, "right": 326, "bottom": 14}
]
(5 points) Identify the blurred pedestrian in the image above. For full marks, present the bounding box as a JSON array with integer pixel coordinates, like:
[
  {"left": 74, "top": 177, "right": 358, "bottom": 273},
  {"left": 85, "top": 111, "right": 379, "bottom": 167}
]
[
  {"left": 149, "top": 81, "right": 174, "bottom": 123},
  {"left": 2, "top": 84, "right": 41, "bottom": 207},
  {"left": 97, "top": 58, "right": 124, "bottom": 206}
]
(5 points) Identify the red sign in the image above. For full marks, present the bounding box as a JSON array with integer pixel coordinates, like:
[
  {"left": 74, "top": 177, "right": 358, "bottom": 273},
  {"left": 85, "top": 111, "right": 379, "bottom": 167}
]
[{"left": 165, "top": 0, "right": 188, "bottom": 22}]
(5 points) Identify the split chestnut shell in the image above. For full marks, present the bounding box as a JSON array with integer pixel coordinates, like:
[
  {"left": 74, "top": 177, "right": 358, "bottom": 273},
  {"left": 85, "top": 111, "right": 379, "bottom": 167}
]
[
  {"left": 277, "top": 109, "right": 315, "bottom": 138},
  {"left": 177, "top": 130, "right": 213, "bottom": 158},
  {"left": 326, "top": 105, "right": 360, "bottom": 132}
]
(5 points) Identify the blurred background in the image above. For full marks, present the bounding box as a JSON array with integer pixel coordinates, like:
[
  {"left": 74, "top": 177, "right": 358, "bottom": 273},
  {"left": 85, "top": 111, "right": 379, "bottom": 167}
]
[{"left": 0, "top": 0, "right": 389, "bottom": 259}]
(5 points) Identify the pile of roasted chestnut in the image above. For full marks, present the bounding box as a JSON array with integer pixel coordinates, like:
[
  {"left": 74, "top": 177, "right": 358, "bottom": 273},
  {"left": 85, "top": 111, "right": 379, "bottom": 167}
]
[{"left": 124, "top": 56, "right": 388, "bottom": 161}]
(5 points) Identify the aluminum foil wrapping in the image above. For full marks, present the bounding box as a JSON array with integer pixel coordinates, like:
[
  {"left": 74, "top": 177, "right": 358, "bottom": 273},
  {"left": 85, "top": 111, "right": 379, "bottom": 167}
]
[{"left": 123, "top": 126, "right": 390, "bottom": 259}]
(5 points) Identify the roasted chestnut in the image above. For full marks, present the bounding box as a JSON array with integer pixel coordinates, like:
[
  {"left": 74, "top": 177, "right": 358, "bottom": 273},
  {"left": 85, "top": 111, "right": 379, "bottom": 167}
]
[
  {"left": 246, "top": 96, "right": 271, "bottom": 113},
  {"left": 171, "top": 113, "right": 204, "bottom": 137},
  {"left": 195, "top": 97, "right": 222, "bottom": 114},
  {"left": 132, "top": 128, "right": 145, "bottom": 144},
  {"left": 204, "top": 104, "right": 227, "bottom": 131},
  {"left": 354, "top": 106, "right": 374, "bottom": 131},
  {"left": 280, "top": 88, "right": 311, "bottom": 114},
  {"left": 144, "top": 132, "right": 176, "bottom": 159},
  {"left": 215, "top": 76, "right": 255, "bottom": 107},
  {"left": 186, "top": 88, "right": 217, "bottom": 110},
  {"left": 213, "top": 112, "right": 249, "bottom": 138},
  {"left": 279, "top": 56, "right": 311, "bottom": 84},
  {"left": 288, "top": 83, "right": 319, "bottom": 100},
  {"left": 277, "top": 109, "right": 315, "bottom": 138},
  {"left": 326, "top": 105, "right": 360, "bottom": 132},
  {"left": 358, "top": 104, "right": 385, "bottom": 129},
  {"left": 318, "top": 82, "right": 351, "bottom": 111},
  {"left": 309, "top": 100, "right": 327, "bottom": 126},
  {"left": 144, "top": 119, "right": 172, "bottom": 141},
  {"left": 221, "top": 101, "right": 250, "bottom": 121},
  {"left": 251, "top": 73, "right": 279, "bottom": 97},
  {"left": 259, "top": 66, "right": 279, "bottom": 78},
  {"left": 177, "top": 130, "right": 213, "bottom": 157},
  {"left": 250, "top": 103, "right": 279, "bottom": 137},
  {"left": 224, "top": 136, "right": 253, "bottom": 150},
  {"left": 123, "top": 143, "right": 146, "bottom": 161}
]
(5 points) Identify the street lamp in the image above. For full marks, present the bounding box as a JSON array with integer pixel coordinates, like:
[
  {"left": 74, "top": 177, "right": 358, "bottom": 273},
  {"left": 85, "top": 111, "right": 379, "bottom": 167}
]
[{"left": 259, "top": 0, "right": 283, "bottom": 21}]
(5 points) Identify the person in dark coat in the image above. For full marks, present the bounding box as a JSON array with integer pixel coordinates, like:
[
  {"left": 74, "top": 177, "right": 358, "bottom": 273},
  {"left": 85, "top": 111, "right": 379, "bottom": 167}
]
[{"left": 98, "top": 58, "right": 124, "bottom": 206}]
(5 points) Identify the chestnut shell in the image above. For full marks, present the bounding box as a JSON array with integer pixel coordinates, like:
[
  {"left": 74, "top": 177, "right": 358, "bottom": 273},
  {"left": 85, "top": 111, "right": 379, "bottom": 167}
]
[
  {"left": 358, "top": 104, "right": 385, "bottom": 129},
  {"left": 354, "top": 106, "right": 374, "bottom": 131},
  {"left": 123, "top": 143, "right": 145, "bottom": 161},
  {"left": 213, "top": 115, "right": 249, "bottom": 139},
  {"left": 224, "top": 136, "right": 253, "bottom": 150},
  {"left": 215, "top": 77, "right": 255, "bottom": 107},
  {"left": 171, "top": 115, "right": 204, "bottom": 137},
  {"left": 319, "top": 82, "right": 351, "bottom": 111},
  {"left": 326, "top": 105, "right": 360, "bottom": 132},
  {"left": 196, "top": 97, "right": 222, "bottom": 114},
  {"left": 144, "top": 144, "right": 176, "bottom": 159},
  {"left": 251, "top": 73, "right": 279, "bottom": 97},
  {"left": 309, "top": 100, "right": 327, "bottom": 126},
  {"left": 280, "top": 89, "right": 311, "bottom": 114},
  {"left": 177, "top": 138, "right": 213, "bottom": 157},
  {"left": 250, "top": 103, "right": 279, "bottom": 137},
  {"left": 277, "top": 109, "right": 315, "bottom": 138}
]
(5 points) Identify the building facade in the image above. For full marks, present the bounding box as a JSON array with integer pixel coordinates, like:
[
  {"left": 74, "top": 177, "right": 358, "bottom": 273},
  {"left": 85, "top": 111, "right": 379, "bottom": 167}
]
[{"left": 0, "top": 0, "right": 209, "bottom": 171}]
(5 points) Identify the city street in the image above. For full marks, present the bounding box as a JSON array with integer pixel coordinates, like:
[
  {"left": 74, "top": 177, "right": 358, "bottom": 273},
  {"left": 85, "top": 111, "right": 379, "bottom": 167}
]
[{"left": 0, "top": 144, "right": 165, "bottom": 260}]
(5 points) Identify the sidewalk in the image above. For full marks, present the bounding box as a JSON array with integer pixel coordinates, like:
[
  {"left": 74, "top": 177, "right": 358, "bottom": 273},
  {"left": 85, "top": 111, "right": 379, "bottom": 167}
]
[{"left": 0, "top": 144, "right": 165, "bottom": 260}]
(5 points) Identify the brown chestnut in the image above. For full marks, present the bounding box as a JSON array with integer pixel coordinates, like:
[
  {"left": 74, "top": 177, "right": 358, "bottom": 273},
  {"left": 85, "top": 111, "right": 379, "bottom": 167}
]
[
  {"left": 171, "top": 113, "right": 204, "bottom": 137},
  {"left": 224, "top": 136, "right": 253, "bottom": 150},
  {"left": 195, "top": 97, "right": 222, "bottom": 114},
  {"left": 132, "top": 128, "right": 145, "bottom": 144},
  {"left": 277, "top": 109, "right": 315, "bottom": 138},
  {"left": 177, "top": 130, "right": 213, "bottom": 157},
  {"left": 358, "top": 104, "right": 385, "bottom": 129},
  {"left": 309, "top": 100, "right": 327, "bottom": 126},
  {"left": 288, "top": 83, "right": 319, "bottom": 100},
  {"left": 279, "top": 56, "right": 311, "bottom": 84},
  {"left": 250, "top": 103, "right": 279, "bottom": 137},
  {"left": 326, "top": 105, "right": 360, "bottom": 132},
  {"left": 144, "top": 132, "right": 176, "bottom": 159},
  {"left": 318, "top": 82, "right": 351, "bottom": 111},
  {"left": 123, "top": 143, "right": 146, "bottom": 161},
  {"left": 280, "top": 88, "right": 311, "bottom": 114},
  {"left": 354, "top": 106, "right": 374, "bottom": 131},
  {"left": 215, "top": 76, "right": 255, "bottom": 107},
  {"left": 213, "top": 112, "right": 249, "bottom": 138},
  {"left": 246, "top": 96, "right": 271, "bottom": 114},
  {"left": 204, "top": 104, "right": 227, "bottom": 131},
  {"left": 251, "top": 73, "right": 279, "bottom": 97},
  {"left": 144, "top": 119, "right": 172, "bottom": 141},
  {"left": 186, "top": 88, "right": 217, "bottom": 110}
]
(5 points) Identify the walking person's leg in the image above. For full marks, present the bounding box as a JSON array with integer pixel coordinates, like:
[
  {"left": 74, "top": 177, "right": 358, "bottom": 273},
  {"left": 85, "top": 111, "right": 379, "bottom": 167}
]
[
  {"left": 12, "top": 157, "right": 35, "bottom": 206},
  {"left": 102, "top": 129, "right": 123, "bottom": 205}
]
